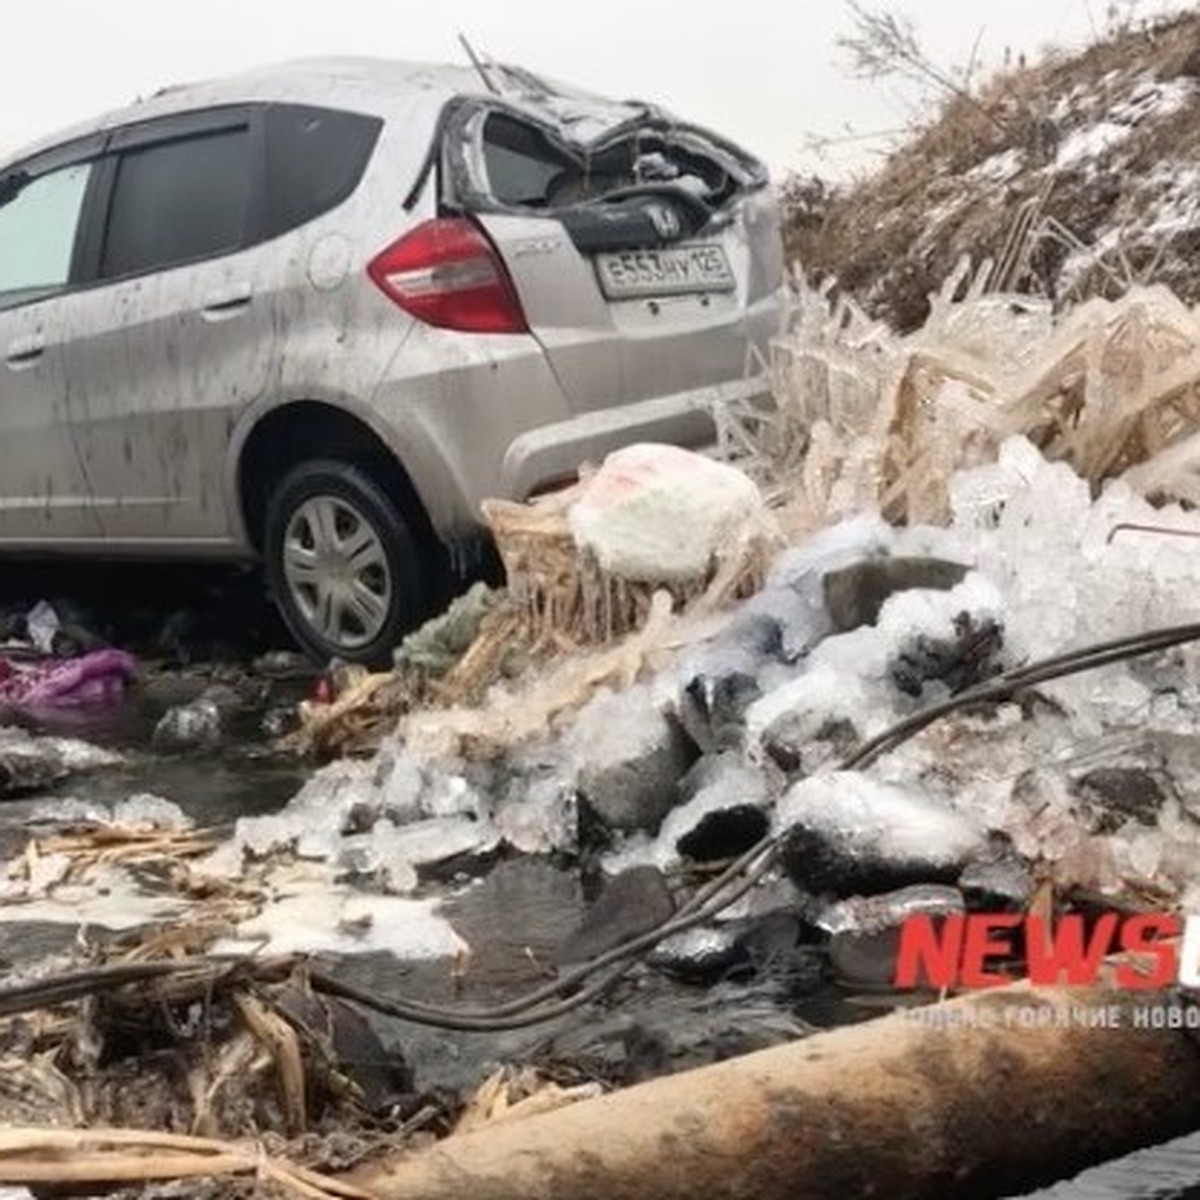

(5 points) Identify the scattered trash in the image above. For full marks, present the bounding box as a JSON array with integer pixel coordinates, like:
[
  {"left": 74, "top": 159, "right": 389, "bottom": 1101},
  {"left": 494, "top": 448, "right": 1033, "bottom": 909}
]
[
  {"left": 0, "top": 649, "right": 137, "bottom": 713},
  {"left": 394, "top": 582, "right": 505, "bottom": 680},
  {"left": 23, "top": 601, "right": 58, "bottom": 657}
]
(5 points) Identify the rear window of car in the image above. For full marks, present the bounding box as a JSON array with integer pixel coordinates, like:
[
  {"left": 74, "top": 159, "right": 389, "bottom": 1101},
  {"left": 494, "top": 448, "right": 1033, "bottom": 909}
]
[
  {"left": 264, "top": 104, "right": 381, "bottom": 237},
  {"left": 100, "top": 126, "right": 253, "bottom": 279}
]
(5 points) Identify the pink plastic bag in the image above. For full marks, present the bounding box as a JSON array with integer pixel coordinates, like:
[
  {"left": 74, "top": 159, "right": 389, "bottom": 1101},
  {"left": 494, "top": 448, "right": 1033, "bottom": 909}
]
[{"left": 0, "top": 649, "right": 138, "bottom": 711}]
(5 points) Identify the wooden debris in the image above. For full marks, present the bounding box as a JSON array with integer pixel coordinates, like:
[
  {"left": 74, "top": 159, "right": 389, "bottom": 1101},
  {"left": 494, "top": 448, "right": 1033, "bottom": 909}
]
[{"left": 0, "top": 1127, "right": 374, "bottom": 1199}]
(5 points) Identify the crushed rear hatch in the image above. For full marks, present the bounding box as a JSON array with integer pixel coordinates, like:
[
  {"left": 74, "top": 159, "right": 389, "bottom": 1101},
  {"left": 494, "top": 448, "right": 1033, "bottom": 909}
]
[{"left": 437, "top": 76, "right": 784, "bottom": 415}]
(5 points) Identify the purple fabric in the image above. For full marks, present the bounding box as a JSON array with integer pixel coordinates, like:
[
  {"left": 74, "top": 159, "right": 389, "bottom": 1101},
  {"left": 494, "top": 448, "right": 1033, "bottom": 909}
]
[{"left": 0, "top": 649, "right": 138, "bottom": 710}]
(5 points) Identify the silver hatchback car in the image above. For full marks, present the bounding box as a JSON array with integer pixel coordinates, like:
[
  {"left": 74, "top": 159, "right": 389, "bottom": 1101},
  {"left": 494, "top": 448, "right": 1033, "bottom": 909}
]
[{"left": 0, "top": 58, "right": 786, "bottom": 663}]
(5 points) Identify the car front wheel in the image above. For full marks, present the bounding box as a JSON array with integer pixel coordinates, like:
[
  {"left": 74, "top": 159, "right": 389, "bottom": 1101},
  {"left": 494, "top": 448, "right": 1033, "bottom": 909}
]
[{"left": 264, "top": 459, "right": 425, "bottom": 665}]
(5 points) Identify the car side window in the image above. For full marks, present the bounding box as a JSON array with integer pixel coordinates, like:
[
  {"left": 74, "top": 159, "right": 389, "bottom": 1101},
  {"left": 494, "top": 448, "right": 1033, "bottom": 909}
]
[
  {"left": 264, "top": 105, "right": 381, "bottom": 237},
  {"left": 100, "top": 126, "right": 253, "bottom": 279},
  {"left": 0, "top": 161, "right": 92, "bottom": 309}
]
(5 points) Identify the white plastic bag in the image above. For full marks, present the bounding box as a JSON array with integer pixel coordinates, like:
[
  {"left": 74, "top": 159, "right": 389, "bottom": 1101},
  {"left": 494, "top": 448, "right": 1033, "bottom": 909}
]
[{"left": 567, "top": 444, "right": 764, "bottom": 584}]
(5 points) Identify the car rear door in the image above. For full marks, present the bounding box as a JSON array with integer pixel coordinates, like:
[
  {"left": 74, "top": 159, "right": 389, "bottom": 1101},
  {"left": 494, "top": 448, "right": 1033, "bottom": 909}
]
[
  {"left": 55, "top": 108, "right": 277, "bottom": 545},
  {"left": 0, "top": 143, "right": 106, "bottom": 543},
  {"left": 445, "top": 102, "right": 784, "bottom": 417}
]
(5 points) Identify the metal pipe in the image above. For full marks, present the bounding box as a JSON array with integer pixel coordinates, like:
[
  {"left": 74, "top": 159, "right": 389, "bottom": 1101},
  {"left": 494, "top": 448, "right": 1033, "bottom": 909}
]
[{"left": 354, "top": 983, "right": 1200, "bottom": 1200}]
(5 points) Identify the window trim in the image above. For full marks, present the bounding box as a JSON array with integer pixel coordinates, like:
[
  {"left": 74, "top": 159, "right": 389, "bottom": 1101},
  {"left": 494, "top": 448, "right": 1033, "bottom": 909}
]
[
  {"left": 84, "top": 105, "right": 269, "bottom": 288},
  {"left": 0, "top": 99, "right": 383, "bottom": 310}
]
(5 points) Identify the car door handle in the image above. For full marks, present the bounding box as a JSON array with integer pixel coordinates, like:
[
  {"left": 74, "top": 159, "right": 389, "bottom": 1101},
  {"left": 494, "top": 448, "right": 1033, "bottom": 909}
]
[
  {"left": 201, "top": 283, "right": 253, "bottom": 319},
  {"left": 5, "top": 335, "right": 45, "bottom": 367}
]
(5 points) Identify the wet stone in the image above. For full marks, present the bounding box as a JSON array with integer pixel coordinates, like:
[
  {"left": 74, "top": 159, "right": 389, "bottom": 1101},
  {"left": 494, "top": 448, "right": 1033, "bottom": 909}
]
[
  {"left": 568, "top": 685, "right": 698, "bottom": 834},
  {"left": 554, "top": 865, "right": 675, "bottom": 967},
  {"left": 648, "top": 925, "right": 746, "bottom": 981},
  {"left": 822, "top": 556, "right": 970, "bottom": 633},
  {"left": 775, "top": 773, "right": 986, "bottom": 898}
]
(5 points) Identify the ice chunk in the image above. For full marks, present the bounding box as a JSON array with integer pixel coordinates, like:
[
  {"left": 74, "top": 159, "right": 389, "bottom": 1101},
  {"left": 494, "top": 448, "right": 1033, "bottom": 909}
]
[
  {"left": 25, "top": 796, "right": 112, "bottom": 830},
  {"left": 422, "top": 772, "right": 485, "bottom": 820},
  {"left": 110, "top": 793, "right": 191, "bottom": 832},
  {"left": 0, "top": 727, "right": 120, "bottom": 796},
  {"left": 823, "top": 885, "right": 965, "bottom": 987},
  {"left": 370, "top": 745, "right": 426, "bottom": 824},
  {"left": 817, "top": 883, "right": 964, "bottom": 936},
  {"left": 765, "top": 513, "right": 894, "bottom": 594},
  {"left": 496, "top": 774, "right": 576, "bottom": 856},
  {"left": 152, "top": 697, "right": 223, "bottom": 750},
  {"left": 365, "top": 816, "right": 500, "bottom": 873},
  {"left": 212, "top": 861, "right": 469, "bottom": 958}
]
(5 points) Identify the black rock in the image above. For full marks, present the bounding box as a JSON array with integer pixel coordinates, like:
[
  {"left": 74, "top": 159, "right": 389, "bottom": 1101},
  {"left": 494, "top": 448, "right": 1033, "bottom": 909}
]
[
  {"left": 782, "top": 823, "right": 963, "bottom": 897},
  {"left": 676, "top": 805, "right": 769, "bottom": 863}
]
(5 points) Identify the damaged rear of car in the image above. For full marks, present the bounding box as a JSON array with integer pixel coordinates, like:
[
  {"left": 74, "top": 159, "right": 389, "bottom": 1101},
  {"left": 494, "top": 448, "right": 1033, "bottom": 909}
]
[
  {"left": 366, "top": 71, "right": 786, "bottom": 524},
  {"left": 442, "top": 80, "right": 785, "bottom": 421}
]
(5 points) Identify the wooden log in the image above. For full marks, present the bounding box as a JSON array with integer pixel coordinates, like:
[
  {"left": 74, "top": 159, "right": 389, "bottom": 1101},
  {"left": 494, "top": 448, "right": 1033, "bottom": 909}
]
[{"left": 354, "top": 983, "right": 1200, "bottom": 1200}]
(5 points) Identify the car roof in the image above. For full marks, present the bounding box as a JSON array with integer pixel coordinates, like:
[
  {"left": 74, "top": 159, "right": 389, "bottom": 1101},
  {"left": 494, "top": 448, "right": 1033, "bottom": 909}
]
[
  {"left": 3, "top": 58, "right": 504, "bottom": 164},
  {"left": 3, "top": 57, "right": 663, "bottom": 174}
]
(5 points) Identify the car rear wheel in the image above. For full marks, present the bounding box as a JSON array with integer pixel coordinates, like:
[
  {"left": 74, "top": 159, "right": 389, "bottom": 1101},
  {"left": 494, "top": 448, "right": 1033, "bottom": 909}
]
[{"left": 264, "top": 459, "right": 425, "bottom": 665}]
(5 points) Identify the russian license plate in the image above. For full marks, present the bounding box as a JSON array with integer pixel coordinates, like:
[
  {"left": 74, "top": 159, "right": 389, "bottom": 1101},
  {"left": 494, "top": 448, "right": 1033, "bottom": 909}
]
[{"left": 595, "top": 243, "right": 736, "bottom": 300}]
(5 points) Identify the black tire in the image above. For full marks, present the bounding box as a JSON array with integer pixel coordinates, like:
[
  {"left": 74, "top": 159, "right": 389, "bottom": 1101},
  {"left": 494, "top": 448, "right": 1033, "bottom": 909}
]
[{"left": 264, "top": 459, "right": 426, "bottom": 666}]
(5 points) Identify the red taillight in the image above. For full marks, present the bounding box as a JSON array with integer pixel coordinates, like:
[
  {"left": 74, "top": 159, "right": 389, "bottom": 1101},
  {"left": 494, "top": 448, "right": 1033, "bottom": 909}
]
[{"left": 367, "top": 218, "right": 528, "bottom": 334}]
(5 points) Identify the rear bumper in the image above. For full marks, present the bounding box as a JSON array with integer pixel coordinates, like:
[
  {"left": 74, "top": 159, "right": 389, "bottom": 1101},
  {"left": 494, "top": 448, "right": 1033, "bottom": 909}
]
[{"left": 498, "top": 373, "right": 773, "bottom": 501}]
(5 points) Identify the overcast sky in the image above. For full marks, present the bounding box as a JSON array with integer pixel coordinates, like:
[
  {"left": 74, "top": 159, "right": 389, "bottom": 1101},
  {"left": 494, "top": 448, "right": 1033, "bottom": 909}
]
[{"left": 0, "top": 0, "right": 1187, "bottom": 180}]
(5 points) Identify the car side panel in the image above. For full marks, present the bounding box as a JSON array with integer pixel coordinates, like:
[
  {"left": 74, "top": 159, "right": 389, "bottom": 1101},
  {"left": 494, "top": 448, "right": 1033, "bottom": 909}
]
[
  {"left": 0, "top": 295, "right": 104, "bottom": 542},
  {"left": 55, "top": 246, "right": 277, "bottom": 541}
]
